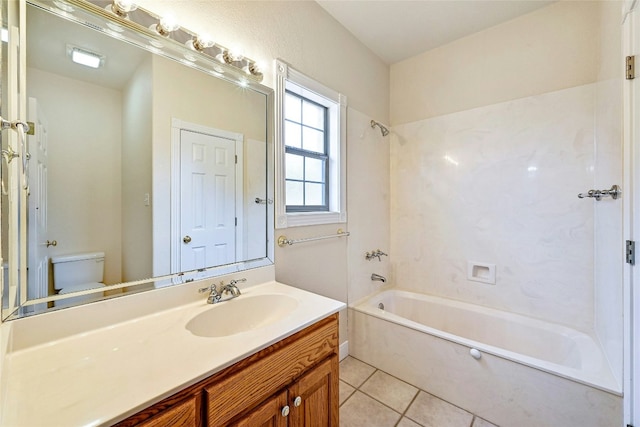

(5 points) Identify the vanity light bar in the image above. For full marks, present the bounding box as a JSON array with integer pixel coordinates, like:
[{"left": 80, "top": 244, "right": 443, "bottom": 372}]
[{"left": 53, "top": 0, "right": 264, "bottom": 83}]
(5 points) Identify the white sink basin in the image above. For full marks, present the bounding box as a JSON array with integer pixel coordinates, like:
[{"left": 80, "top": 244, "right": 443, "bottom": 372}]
[{"left": 186, "top": 294, "right": 299, "bottom": 337}]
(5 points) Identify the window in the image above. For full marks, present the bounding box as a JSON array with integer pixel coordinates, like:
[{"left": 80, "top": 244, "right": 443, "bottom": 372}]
[
  {"left": 284, "top": 91, "right": 329, "bottom": 212},
  {"left": 275, "top": 60, "right": 347, "bottom": 228}
]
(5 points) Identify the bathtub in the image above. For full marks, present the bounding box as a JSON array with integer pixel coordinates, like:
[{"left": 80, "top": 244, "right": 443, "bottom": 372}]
[{"left": 350, "top": 289, "right": 622, "bottom": 427}]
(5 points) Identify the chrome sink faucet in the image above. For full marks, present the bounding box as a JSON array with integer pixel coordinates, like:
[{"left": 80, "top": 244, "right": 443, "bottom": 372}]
[
  {"left": 199, "top": 283, "right": 222, "bottom": 304},
  {"left": 199, "top": 278, "right": 246, "bottom": 304},
  {"left": 221, "top": 278, "right": 246, "bottom": 298}
]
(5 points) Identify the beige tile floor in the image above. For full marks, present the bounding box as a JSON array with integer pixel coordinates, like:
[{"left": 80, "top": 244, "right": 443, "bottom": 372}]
[{"left": 339, "top": 356, "right": 499, "bottom": 427}]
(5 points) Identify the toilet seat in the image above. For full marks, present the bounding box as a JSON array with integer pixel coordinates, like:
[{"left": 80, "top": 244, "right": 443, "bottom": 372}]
[{"left": 59, "top": 282, "right": 105, "bottom": 294}]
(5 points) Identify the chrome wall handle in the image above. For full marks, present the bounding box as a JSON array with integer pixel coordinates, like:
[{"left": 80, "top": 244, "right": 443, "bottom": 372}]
[
  {"left": 0, "top": 118, "right": 31, "bottom": 193},
  {"left": 578, "top": 185, "right": 621, "bottom": 201}
]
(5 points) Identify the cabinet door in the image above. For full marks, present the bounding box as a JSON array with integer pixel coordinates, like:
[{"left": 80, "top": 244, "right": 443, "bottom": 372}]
[
  {"left": 136, "top": 397, "right": 198, "bottom": 427},
  {"left": 229, "top": 390, "right": 289, "bottom": 427},
  {"left": 288, "top": 356, "right": 339, "bottom": 427}
]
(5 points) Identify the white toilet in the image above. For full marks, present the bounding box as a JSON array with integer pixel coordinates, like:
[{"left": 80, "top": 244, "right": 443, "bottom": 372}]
[{"left": 51, "top": 252, "right": 106, "bottom": 307}]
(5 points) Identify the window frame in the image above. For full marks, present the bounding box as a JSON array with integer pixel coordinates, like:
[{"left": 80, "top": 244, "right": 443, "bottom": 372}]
[
  {"left": 275, "top": 59, "right": 347, "bottom": 228},
  {"left": 284, "top": 90, "right": 330, "bottom": 213}
]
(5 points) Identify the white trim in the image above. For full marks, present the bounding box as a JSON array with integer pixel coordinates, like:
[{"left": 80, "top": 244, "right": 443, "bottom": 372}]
[
  {"left": 235, "top": 139, "right": 244, "bottom": 263},
  {"left": 623, "top": 3, "right": 639, "bottom": 424},
  {"left": 274, "top": 59, "right": 347, "bottom": 229},
  {"left": 339, "top": 340, "right": 349, "bottom": 361}
]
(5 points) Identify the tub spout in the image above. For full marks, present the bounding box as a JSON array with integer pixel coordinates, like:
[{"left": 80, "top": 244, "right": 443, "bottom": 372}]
[{"left": 371, "top": 273, "right": 386, "bottom": 283}]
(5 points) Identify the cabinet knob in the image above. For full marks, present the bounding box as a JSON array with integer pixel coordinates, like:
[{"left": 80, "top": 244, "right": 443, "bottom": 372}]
[
  {"left": 281, "top": 405, "right": 290, "bottom": 417},
  {"left": 293, "top": 396, "right": 302, "bottom": 407}
]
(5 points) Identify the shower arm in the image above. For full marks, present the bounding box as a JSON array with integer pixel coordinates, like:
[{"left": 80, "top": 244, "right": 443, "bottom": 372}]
[{"left": 370, "top": 119, "right": 389, "bottom": 137}]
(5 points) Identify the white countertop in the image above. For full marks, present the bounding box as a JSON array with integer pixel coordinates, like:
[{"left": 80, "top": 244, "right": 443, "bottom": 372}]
[{"left": 0, "top": 281, "right": 345, "bottom": 426}]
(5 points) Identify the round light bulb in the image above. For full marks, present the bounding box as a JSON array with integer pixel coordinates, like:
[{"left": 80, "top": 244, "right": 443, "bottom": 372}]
[
  {"left": 159, "top": 14, "right": 179, "bottom": 32},
  {"left": 111, "top": 0, "right": 137, "bottom": 16},
  {"left": 228, "top": 47, "right": 244, "bottom": 61}
]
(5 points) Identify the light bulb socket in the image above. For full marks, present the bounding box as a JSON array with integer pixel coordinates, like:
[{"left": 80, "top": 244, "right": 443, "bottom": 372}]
[
  {"left": 248, "top": 62, "right": 263, "bottom": 76},
  {"left": 222, "top": 50, "right": 243, "bottom": 64},
  {"left": 192, "top": 36, "right": 214, "bottom": 52},
  {"left": 153, "top": 22, "right": 172, "bottom": 37},
  {"left": 242, "top": 61, "right": 262, "bottom": 76}
]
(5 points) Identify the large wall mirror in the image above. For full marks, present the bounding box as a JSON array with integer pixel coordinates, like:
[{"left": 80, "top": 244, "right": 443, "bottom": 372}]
[{"left": 1, "top": 0, "right": 274, "bottom": 319}]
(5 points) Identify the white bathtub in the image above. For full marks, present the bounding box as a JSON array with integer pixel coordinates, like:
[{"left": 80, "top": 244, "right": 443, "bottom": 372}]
[{"left": 350, "top": 289, "right": 622, "bottom": 427}]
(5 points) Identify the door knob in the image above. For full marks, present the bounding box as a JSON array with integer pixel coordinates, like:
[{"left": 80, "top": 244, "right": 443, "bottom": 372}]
[
  {"left": 45, "top": 240, "right": 57, "bottom": 247},
  {"left": 183, "top": 235, "right": 192, "bottom": 244}
]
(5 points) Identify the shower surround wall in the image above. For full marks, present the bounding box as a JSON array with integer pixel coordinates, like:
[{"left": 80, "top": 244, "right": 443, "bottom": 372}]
[
  {"left": 390, "top": 0, "right": 623, "bottom": 389},
  {"left": 391, "top": 84, "right": 596, "bottom": 329}
]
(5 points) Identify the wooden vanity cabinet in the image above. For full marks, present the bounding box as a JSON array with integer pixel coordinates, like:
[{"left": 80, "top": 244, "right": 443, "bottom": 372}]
[
  {"left": 226, "top": 356, "right": 338, "bottom": 427},
  {"left": 228, "top": 390, "right": 288, "bottom": 427},
  {"left": 136, "top": 396, "right": 199, "bottom": 427},
  {"left": 114, "top": 313, "right": 339, "bottom": 427}
]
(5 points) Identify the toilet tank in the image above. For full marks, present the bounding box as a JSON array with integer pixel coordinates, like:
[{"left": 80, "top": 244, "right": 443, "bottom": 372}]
[{"left": 51, "top": 252, "right": 105, "bottom": 288}]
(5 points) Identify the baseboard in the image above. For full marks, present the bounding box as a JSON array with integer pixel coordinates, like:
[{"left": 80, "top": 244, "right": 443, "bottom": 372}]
[{"left": 339, "top": 340, "right": 349, "bottom": 361}]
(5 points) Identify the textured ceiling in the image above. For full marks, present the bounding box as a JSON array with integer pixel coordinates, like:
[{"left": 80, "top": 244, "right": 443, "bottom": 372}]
[{"left": 316, "top": 0, "right": 554, "bottom": 64}]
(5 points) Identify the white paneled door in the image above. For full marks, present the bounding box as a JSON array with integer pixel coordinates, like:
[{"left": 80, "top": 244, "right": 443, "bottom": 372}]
[
  {"left": 179, "top": 129, "right": 237, "bottom": 272},
  {"left": 26, "top": 97, "right": 49, "bottom": 311}
]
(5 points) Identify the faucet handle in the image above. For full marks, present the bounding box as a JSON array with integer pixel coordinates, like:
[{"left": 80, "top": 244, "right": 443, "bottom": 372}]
[
  {"left": 229, "top": 278, "right": 247, "bottom": 286},
  {"left": 198, "top": 283, "right": 218, "bottom": 293}
]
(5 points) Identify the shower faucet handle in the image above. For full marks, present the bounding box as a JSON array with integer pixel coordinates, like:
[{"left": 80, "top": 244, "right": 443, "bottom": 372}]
[
  {"left": 366, "top": 249, "right": 388, "bottom": 261},
  {"left": 375, "top": 249, "right": 388, "bottom": 261}
]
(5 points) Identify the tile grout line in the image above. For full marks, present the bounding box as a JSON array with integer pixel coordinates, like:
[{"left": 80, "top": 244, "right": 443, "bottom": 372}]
[
  {"left": 342, "top": 358, "right": 424, "bottom": 426},
  {"left": 394, "top": 389, "right": 422, "bottom": 427},
  {"left": 340, "top": 357, "right": 493, "bottom": 427},
  {"left": 338, "top": 382, "right": 356, "bottom": 408},
  {"left": 338, "top": 358, "right": 378, "bottom": 409},
  {"left": 351, "top": 367, "right": 422, "bottom": 426}
]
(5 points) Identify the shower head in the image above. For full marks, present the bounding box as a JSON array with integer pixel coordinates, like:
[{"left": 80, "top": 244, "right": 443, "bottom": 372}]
[{"left": 370, "top": 120, "right": 389, "bottom": 137}]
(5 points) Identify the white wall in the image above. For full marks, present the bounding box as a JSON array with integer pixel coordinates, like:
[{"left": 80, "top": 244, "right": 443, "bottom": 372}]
[
  {"left": 346, "top": 108, "right": 390, "bottom": 305},
  {"left": 26, "top": 68, "right": 123, "bottom": 286},
  {"left": 390, "top": 0, "right": 622, "bottom": 347},
  {"left": 121, "top": 57, "right": 153, "bottom": 282},
  {"left": 391, "top": 84, "right": 596, "bottom": 330},
  {"left": 390, "top": 1, "right": 599, "bottom": 125}
]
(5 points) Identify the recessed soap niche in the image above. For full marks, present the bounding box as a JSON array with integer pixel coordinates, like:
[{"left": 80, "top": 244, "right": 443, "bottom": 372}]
[{"left": 467, "top": 261, "right": 496, "bottom": 285}]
